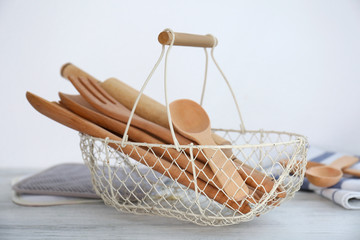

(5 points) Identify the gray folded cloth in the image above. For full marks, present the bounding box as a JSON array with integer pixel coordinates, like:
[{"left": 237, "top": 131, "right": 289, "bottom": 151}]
[{"left": 12, "top": 163, "right": 170, "bottom": 202}]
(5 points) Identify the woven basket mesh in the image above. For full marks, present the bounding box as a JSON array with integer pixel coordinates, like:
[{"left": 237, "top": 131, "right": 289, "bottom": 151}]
[{"left": 80, "top": 129, "right": 307, "bottom": 226}]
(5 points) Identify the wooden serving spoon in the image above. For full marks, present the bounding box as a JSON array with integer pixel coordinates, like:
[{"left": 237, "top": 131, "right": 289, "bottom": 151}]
[
  {"left": 169, "top": 99, "right": 249, "bottom": 201},
  {"left": 305, "top": 156, "right": 359, "bottom": 187},
  {"left": 25, "top": 91, "right": 251, "bottom": 213}
]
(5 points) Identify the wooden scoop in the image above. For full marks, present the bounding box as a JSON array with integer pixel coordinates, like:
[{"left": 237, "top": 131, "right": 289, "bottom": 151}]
[
  {"left": 306, "top": 156, "right": 359, "bottom": 187},
  {"left": 170, "top": 99, "right": 249, "bottom": 201},
  {"left": 25, "top": 91, "right": 251, "bottom": 214}
]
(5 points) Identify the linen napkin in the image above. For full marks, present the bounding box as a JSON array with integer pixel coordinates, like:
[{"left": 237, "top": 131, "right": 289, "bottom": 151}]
[{"left": 301, "top": 147, "right": 360, "bottom": 209}]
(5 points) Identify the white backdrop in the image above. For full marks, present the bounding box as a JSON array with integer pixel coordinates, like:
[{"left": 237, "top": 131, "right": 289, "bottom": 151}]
[{"left": 1, "top": 0, "right": 359, "bottom": 168}]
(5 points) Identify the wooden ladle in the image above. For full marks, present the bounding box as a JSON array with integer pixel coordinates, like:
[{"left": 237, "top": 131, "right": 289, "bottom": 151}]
[
  {"left": 306, "top": 156, "right": 359, "bottom": 187},
  {"left": 169, "top": 99, "right": 249, "bottom": 201}
]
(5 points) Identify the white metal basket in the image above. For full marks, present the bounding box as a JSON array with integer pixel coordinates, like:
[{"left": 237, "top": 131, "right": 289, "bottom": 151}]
[{"left": 79, "top": 29, "right": 308, "bottom": 226}]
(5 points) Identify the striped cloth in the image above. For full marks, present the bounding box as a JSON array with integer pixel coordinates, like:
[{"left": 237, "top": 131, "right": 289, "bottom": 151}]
[{"left": 301, "top": 147, "right": 360, "bottom": 209}]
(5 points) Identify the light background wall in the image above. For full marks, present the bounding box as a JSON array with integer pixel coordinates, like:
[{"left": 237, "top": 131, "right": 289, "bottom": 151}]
[{"left": 1, "top": 0, "right": 359, "bottom": 168}]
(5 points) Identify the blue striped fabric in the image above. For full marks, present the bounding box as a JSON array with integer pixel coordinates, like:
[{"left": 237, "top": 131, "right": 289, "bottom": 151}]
[
  {"left": 300, "top": 147, "right": 360, "bottom": 210},
  {"left": 309, "top": 151, "right": 335, "bottom": 162}
]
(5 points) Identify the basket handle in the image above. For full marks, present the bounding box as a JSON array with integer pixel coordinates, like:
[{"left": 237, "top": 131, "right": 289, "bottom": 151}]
[
  {"left": 122, "top": 28, "right": 246, "bottom": 150},
  {"left": 158, "top": 31, "right": 217, "bottom": 48}
]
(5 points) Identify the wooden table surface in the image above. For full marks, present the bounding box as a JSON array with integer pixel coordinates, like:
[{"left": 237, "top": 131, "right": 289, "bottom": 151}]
[{"left": 1, "top": 168, "right": 359, "bottom": 240}]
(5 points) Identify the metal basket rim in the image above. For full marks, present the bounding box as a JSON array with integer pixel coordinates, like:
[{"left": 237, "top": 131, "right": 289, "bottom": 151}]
[{"left": 79, "top": 128, "right": 307, "bottom": 149}]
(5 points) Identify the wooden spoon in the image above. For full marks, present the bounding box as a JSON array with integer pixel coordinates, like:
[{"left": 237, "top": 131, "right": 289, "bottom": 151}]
[
  {"left": 306, "top": 156, "right": 359, "bottom": 187},
  {"left": 25, "top": 91, "right": 251, "bottom": 213},
  {"left": 280, "top": 158, "right": 360, "bottom": 177},
  {"left": 169, "top": 99, "right": 249, "bottom": 201}
]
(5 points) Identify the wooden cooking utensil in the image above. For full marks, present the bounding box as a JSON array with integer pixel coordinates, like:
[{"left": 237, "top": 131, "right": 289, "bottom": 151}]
[
  {"left": 169, "top": 99, "right": 249, "bottom": 201},
  {"left": 212, "top": 133, "right": 286, "bottom": 198},
  {"left": 59, "top": 92, "right": 260, "bottom": 204},
  {"left": 306, "top": 156, "right": 359, "bottom": 187},
  {"left": 26, "top": 91, "right": 251, "bottom": 213},
  {"left": 280, "top": 158, "right": 360, "bottom": 177},
  {"left": 66, "top": 75, "right": 190, "bottom": 145}
]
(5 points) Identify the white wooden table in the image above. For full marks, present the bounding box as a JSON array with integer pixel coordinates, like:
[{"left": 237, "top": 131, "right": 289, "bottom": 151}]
[{"left": 1, "top": 168, "right": 359, "bottom": 240}]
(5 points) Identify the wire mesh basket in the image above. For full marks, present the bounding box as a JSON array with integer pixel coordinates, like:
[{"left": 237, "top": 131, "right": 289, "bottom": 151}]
[{"left": 79, "top": 29, "right": 308, "bottom": 226}]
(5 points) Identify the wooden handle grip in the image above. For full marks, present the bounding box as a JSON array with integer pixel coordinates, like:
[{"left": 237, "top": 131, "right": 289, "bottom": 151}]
[
  {"left": 61, "top": 63, "right": 99, "bottom": 83},
  {"left": 158, "top": 31, "right": 217, "bottom": 48}
]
